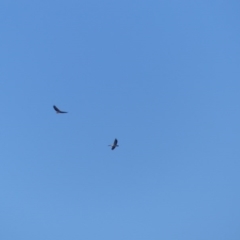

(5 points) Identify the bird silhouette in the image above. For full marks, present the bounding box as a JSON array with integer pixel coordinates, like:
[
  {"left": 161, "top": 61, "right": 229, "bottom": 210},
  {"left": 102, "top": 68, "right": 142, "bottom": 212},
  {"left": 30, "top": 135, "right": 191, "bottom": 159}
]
[
  {"left": 108, "top": 139, "right": 119, "bottom": 150},
  {"left": 53, "top": 105, "right": 68, "bottom": 114}
]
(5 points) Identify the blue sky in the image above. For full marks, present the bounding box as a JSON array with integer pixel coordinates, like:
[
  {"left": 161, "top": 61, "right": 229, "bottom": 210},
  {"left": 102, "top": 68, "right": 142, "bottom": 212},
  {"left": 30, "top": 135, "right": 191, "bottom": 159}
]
[{"left": 0, "top": 1, "right": 240, "bottom": 239}]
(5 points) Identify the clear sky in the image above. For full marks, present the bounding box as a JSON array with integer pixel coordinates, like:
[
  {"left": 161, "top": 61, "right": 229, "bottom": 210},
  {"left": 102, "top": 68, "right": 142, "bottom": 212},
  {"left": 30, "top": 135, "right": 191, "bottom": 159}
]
[{"left": 0, "top": 1, "right": 240, "bottom": 239}]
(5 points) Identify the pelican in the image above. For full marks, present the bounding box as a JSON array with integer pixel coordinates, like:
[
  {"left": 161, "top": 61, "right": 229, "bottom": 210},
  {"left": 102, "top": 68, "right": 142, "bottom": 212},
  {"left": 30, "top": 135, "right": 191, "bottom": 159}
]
[
  {"left": 108, "top": 138, "right": 119, "bottom": 150},
  {"left": 53, "top": 105, "right": 68, "bottom": 114}
]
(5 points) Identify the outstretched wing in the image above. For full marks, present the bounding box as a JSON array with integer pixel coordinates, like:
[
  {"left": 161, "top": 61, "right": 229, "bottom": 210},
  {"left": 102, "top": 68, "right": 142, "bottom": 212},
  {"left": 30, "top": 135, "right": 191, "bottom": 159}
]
[
  {"left": 53, "top": 105, "right": 60, "bottom": 112},
  {"left": 53, "top": 105, "right": 67, "bottom": 113},
  {"left": 111, "top": 145, "right": 116, "bottom": 150},
  {"left": 114, "top": 139, "right": 118, "bottom": 145}
]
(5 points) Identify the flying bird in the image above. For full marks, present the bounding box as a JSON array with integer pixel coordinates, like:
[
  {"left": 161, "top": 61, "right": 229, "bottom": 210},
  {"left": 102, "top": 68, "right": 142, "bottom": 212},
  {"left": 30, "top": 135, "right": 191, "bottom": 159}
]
[
  {"left": 108, "top": 138, "right": 119, "bottom": 150},
  {"left": 53, "top": 105, "right": 68, "bottom": 114}
]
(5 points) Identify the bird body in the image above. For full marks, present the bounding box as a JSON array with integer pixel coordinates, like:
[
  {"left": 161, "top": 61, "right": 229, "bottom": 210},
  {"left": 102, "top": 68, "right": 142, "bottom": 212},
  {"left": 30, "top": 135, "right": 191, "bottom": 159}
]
[
  {"left": 109, "top": 138, "right": 119, "bottom": 150},
  {"left": 53, "top": 105, "right": 68, "bottom": 114}
]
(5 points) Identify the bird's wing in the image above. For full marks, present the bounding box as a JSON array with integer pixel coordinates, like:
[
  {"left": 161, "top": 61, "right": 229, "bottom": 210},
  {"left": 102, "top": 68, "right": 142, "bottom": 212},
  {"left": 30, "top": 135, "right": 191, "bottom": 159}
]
[
  {"left": 114, "top": 139, "right": 118, "bottom": 145},
  {"left": 53, "top": 105, "right": 60, "bottom": 112},
  {"left": 112, "top": 145, "right": 116, "bottom": 150}
]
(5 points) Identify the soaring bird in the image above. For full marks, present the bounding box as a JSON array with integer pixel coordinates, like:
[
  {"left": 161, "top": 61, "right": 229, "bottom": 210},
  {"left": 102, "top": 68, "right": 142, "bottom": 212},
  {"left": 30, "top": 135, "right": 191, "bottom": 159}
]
[
  {"left": 108, "top": 138, "right": 119, "bottom": 150},
  {"left": 53, "top": 105, "right": 68, "bottom": 114}
]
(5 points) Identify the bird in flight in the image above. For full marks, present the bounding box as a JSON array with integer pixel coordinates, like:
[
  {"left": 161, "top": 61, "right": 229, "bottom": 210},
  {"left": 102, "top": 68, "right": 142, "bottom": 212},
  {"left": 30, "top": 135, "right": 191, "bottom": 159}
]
[
  {"left": 53, "top": 105, "right": 68, "bottom": 114},
  {"left": 108, "top": 138, "right": 119, "bottom": 150}
]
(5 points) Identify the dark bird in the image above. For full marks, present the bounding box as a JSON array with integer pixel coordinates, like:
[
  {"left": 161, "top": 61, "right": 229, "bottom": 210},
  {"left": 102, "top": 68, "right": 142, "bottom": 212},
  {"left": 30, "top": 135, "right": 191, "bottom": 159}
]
[
  {"left": 53, "top": 105, "right": 68, "bottom": 114},
  {"left": 108, "top": 138, "right": 119, "bottom": 150}
]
